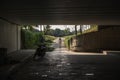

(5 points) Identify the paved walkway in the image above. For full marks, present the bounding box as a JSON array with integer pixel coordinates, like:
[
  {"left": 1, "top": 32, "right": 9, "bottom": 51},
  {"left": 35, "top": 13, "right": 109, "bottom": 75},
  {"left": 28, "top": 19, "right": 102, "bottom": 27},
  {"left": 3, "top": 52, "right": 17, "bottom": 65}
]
[
  {"left": 3, "top": 38, "right": 120, "bottom": 80},
  {"left": 0, "top": 50, "right": 35, "bottom": 80},
  {"left": 5, "top": 47, "right": 120, "bottom": 80},
  {"left": 0, "top": 38, "right": 120, "bottom": 80}
]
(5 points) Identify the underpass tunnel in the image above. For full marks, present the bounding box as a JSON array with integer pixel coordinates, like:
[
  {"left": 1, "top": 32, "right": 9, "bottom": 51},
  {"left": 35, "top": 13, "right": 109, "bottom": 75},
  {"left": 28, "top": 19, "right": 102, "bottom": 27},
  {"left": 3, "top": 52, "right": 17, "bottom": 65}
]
[
  {"left": 0, "top": 22, "right": 120, "bottom": 54},
  {"left": 0, "top": 1, "right": 120, "bottom": 79},
  {"left": 0, "top": 0, "right": 120, "bottom": 62}
]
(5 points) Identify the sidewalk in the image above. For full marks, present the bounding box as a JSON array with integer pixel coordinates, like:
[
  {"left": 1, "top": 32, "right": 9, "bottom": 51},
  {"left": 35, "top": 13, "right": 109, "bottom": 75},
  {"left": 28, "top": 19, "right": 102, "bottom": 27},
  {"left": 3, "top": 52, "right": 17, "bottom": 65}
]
[{"left": 0, "top": 49, "right": 35, "bottom": 80}]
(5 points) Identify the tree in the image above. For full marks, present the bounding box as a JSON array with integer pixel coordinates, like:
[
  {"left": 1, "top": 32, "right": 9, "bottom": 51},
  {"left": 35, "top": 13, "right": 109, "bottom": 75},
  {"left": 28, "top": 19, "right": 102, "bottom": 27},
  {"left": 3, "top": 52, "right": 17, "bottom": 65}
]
[
  {"left": 79, "top": 25, "right": 83, "bottom": 34},
  {"left": 45, "top": 25, "right": 51, "bottom": 35},
  {"left": 75, "top": 25, "right": 77, "bottom": 36},
  {"left": 54, "top": 28, "right": 62, "bottom": 37},
  {"left": 22, "top": 25, "right": 27, "bottom": 30},
  {"left": 28, "top": 25, "right": 34, "bottom": 31},
  {"left": 22, "top": 25, "right": 34, "bottom": 31},
  {"left": 64, "top": 27, "right": 71, "bottom": 35}
]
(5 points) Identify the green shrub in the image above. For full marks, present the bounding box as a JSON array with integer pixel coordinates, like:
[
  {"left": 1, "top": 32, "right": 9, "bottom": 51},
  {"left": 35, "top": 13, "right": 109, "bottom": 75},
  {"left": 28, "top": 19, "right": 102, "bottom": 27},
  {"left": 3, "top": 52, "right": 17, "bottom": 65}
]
[
  {"left": 21, "top": 29, "right": 56, "bottom": 50},
  {"left": 21, "top": 29, "right": 43, "bottom": 49},
  {"left": 45, "top": 35, "right": 56, "bottom": 43}
]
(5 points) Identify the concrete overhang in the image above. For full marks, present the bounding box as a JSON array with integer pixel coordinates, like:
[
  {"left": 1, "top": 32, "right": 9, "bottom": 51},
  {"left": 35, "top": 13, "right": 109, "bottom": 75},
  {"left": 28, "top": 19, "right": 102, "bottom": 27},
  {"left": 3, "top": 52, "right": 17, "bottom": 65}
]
[{"left": 0, "top": 0, "right": 120, "bottom": 25}]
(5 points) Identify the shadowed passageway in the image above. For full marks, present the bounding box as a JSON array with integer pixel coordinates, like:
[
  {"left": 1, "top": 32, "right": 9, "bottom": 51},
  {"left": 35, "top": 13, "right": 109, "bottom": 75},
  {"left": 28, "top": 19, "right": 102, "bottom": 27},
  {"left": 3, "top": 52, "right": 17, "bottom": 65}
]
[
  {"left": 0, "top": 1, "right": 120, "bottom": 79},
  {"left": 8, "top": 38, "right": 120, "bottom": 80}
]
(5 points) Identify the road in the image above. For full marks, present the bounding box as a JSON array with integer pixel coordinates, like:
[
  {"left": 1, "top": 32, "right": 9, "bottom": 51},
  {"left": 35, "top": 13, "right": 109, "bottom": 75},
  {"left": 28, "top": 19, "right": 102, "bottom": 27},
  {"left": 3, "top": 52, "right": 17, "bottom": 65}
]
[{"left": 8, "top": 38, "right": 120, "bottom": 80}]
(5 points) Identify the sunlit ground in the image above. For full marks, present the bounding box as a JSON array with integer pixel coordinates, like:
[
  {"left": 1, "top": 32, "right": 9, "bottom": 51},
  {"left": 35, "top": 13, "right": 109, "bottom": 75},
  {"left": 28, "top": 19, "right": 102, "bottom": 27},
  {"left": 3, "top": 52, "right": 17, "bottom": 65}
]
[
  {"left": 67, "top": 50, "right": 106, "bottom": 55},
  {"left": 53, "top": 48, "right": 106, "bottom": 55}
]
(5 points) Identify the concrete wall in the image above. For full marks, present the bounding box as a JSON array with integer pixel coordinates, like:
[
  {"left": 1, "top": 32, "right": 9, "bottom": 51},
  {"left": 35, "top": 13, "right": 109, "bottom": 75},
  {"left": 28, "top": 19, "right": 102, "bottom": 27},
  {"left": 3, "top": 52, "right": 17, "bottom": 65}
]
[
  {"left": 0, "top": 20, "right": 21, "bottom": 53},
  {"left": 70, "top": 27, "right": 120, "bottom": 52}
]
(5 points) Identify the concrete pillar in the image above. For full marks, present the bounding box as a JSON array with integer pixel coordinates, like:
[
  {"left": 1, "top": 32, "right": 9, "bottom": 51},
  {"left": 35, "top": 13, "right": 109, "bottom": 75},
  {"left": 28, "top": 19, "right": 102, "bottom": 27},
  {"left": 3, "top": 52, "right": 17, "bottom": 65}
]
[{"left": 17, "top": 26, "right": 21, "bottom": 50}]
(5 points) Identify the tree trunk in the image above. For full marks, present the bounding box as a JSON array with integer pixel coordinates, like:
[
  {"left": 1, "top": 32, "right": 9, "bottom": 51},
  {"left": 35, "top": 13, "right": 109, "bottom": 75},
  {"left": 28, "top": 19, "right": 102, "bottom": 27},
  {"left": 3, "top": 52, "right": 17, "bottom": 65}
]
[
  {"left": 75, "top": 25, "right": 77, "bottom": 37},
  {"left": 80, "top": 25, "right": 82, "bottom": 34}
]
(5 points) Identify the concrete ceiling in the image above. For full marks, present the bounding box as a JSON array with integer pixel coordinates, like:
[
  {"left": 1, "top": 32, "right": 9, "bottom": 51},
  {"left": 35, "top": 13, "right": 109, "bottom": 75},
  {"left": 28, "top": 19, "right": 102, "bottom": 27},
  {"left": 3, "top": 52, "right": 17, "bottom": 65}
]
[{"left": 0, "top": 0, "right": 120, "bottom": 25}]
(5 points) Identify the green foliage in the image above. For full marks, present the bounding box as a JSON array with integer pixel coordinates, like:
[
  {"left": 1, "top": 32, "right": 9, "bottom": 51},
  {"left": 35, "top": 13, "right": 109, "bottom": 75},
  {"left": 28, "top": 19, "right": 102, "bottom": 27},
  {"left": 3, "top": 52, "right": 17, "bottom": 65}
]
[
  {"left": 44, "top": 25, "right": 51, "bottom": 35},
  {"left": 50, "top": 28, "right": 73, "bottom": 37},
  {"left": 21, "top": 29, "right": 43, "bottom": 49},
  {"left": 83, "top": 25, "right": 98, "bottom": 34},
  {"left": 45, "top": 35, "right": 56, "bottom": 43},
  {"left": 21, "top": 27, "right": 55, "bottom": 50},
  {"left": 44, "top": 35, "right": 56, "bottom": 51},
  {"left": 64, "top": 35, "right": 75, "bottom": 49},
  {"left": 64, "top": 25, "right": 98, "bottom": 50},
  {"left": 53, "top": 28, "right": 63, "bottom": 37},
  {"left": 24, "top": 30, "right": 36, "bottom": 48}
]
